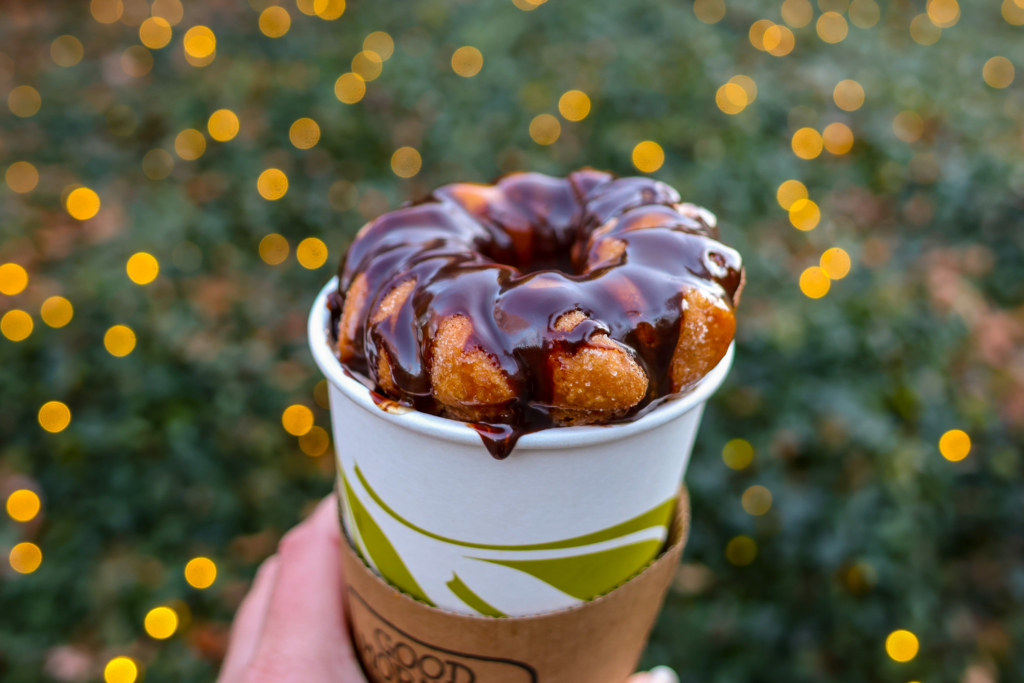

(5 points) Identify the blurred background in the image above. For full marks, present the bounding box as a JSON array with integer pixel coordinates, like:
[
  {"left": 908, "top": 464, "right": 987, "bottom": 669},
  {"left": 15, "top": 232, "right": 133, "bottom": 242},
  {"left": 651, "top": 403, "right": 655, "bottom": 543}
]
[{"left": 2, "top": 0, "right": 1023, "bottom": 680}]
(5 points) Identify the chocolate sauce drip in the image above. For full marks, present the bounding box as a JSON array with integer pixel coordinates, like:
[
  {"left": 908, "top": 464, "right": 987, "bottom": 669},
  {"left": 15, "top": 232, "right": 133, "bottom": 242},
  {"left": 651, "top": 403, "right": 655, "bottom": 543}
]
[{"left": 329, "top": 169, "right": 743, "bottom": 459}]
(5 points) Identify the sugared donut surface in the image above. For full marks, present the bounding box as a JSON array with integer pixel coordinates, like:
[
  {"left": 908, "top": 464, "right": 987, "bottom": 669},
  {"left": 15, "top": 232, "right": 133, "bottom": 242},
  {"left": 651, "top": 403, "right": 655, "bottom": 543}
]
[{"left": 328, "top": 168, "right": 744, "bottom": 458}]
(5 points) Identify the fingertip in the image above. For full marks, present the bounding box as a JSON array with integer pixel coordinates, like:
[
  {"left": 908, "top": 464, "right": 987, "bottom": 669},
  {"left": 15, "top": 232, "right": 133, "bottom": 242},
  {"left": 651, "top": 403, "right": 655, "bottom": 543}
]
[
  {"left": 277, "top": 495, "right": 339, "bottom": 554},
  {"left": 254, "top": 554, "right": 280, "bottom": 583},
  {"left": 312, "top": 493, "right": 340, "bottom": 535}
]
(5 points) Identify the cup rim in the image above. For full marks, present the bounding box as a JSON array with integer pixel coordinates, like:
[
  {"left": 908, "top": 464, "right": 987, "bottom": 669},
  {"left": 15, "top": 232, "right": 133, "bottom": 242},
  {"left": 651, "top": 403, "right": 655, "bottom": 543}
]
[{"left": 308, "top": 277, "right": 734, "bottom": 450}]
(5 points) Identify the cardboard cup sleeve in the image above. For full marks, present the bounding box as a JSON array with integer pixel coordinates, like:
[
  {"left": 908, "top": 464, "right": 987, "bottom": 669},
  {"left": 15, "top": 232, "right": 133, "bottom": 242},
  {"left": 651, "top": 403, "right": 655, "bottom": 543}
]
[{"left": 339, "top": 487, "right": 691, "bottom": 683}]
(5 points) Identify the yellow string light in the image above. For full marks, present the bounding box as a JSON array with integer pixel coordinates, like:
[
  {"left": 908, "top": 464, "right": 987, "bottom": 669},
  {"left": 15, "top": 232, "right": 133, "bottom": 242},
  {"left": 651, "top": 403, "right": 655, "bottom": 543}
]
[{"left": 184, "top": 557, "right": 217, "bottom": 588}]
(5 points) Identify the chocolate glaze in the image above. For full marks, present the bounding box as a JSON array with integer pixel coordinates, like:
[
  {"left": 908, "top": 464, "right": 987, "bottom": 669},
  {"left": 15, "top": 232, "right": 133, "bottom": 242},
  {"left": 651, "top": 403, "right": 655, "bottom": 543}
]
[{"left": 329, "top": 169, "right": 743, "bottom": 459}]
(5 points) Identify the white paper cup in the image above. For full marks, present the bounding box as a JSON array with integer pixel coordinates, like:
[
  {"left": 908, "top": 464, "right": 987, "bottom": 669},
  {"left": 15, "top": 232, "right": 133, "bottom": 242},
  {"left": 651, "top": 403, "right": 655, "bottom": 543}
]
[{"left": 309, "top": 278, "right": 733, "bottom": 617}]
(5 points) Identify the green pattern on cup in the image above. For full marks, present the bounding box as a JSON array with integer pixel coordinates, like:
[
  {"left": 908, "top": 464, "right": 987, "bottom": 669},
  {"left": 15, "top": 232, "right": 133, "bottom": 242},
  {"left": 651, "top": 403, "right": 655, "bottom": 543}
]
[
  {"left": 342, "top": 473, "right": 434, "bottom": 606},
  {"left": 355, "top": 463, "right": 675, "bottom": 551},
  {"left": 446, "top": 573, "right": 508, "bottom": 618},
  {"left": 470, "top": 539, "right": 664, "bottom": 601}
]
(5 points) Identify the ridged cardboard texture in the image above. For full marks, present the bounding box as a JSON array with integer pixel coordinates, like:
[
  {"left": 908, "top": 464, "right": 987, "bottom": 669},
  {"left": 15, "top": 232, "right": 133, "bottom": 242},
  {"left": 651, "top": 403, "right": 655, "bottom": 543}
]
[{"left": 339, "top": 488, "right": 690, "bottom": 683}]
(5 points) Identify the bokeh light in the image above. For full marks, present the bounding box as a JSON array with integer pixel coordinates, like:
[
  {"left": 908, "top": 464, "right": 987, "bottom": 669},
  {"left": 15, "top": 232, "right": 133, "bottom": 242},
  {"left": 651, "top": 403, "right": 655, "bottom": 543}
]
[
  {"left": 152, "top": 0, "right": 183, "bottom": 25},
  {"left": 893, "top": 111, "right": 924, "bottom": 142},
  {"left": 314, "top": 379, "right": 331, "bottom": 408},
  {"left": 185, "top": 48, "right": 215, "bottom": 68},
  {"left": 117, "top": 5, "right": 146, "bottom": 28},
  {"left": 776, "top": 180, "right": 808, "bottom": 210},
  {"left": 939, "top": 429, "right": 971, "bottom": 461},
  {"left": 10, "top": 542, "right": 43, "bottom": 574},
  {"left": 126, "top": 253, "right": 159, "bottom": 285},
  {"left": 1003, "top": 0, "right": 1024, "bottom": 25},
  {"left": 297, "top": 238, "right": 329, "bottom": 269},
  {"left": 512, "top": 0, "right": 544, "bottom": 11},
  {"left": 142, "top": 149, "right": 174, "bottom": 179},
  {"left": 529, "top": 114, "right": 561, "bottom": 145},
  {"left": 363, "top": 32, "right": 394, "bottom": 60},
  {"left": 749, "top": 20, "right": 775, "bottom": 51},
  {"left": 259, "top": 7, "right": 291, "bottom": 37},
  {"left": 716, "top": 83, "right": 747, "bottom": 115},
  {"left": 121, "top": 46, "right": 153, "bottom": 78},
  {"left": 184, "top": 557, "right": 217, "bottom": 588},
  {"left": 451, "top": 46, "right": 483, "bottom": 77},
  {"left": 144, "top": 606, "right": 179, "bottom": 639},
  {"left": 259, "top": 234, "right": 289, "bottom": 265},
  {"left": 849, "top": 0, "right": 881, "bottom": 27},
  {"left": 2, "top": 310, "right": 34, "bottom": 341},
  {"left": 823, "top": 123, "right": 854, "bottom": 155},
  {"left": 792, "top": 128, "right": 823, "bottom": 159},
  {"left": 139, "top": 17, "right": 172, "bottom": 49},
  {"left": 315, "top": 0, "right": 346, "bottom": 20},
  {"left": 725, "top": 536, "right": 757, "bottom": 566},
  {"left": 352, "top": 51, "right": 383, "bottom": 81},
  {"left": 885, "top": 630, "right": 919, "bottom": 662},
  {"left": 845, "top": 561, "right": 878, "bottom": 594},
  {"left": 764, "top": 25, "right": 795, "bottom": 57},
  {"left": 558, "top": 90, "right": 591, "bottom": 121},
  {"left": 258, "top": 169, "right": 289, "bottom": 200},
  {"left": 729, "top": 75, "right": 757, "bottom": 103},
  {"left": 983, "top": 57, "right": 1015, "bottom": 89},
  {"left": 104, "top": 657, "right": 137, "bottom": 683},
  {"left": 723, "top": 438, "right": 754, "bottom": 469},
  {"left": 290, "top": 118, "right": 321, "bottom": 149},
  {"left": 910, "top": 14, "right": 941, "bottom": 46},
  {"left": 8, "top": 86, "right": 41, "bottom": 117},
  {"left": 175, "top": 129, "right": 206, "bottom": 160},
  {"left": 6, "top": 161, "right": 39, "bottom": 193},
  {"left": 299, "top": 425, "right": 330, "bottom": 456},
  {"left": 693, "top": 0, "right": 726, "bottom": 24},
  {"left": 91, "top": 0, "right": 123, "bottom": 23},
  {"left": 817, "top": 12, "right": 848, "bottom": 43},
  {"left": 800, "top": 266, "right": 831, "bottom": 298},
  {"left": 104, "top": 325, "right": 137, "bottom": 357},
  {"left": 0, "top": 263, "right": 28, "bottom": 295},
  {"left": 820, "top": 248, "right": 851, "bottom": 279},
  {"left": 632, "top": 141, "right": 665, "bottom": 173},
  {"left": 7, "top": 489, "right": 41, "bottom": 522},
  {"left": 184, "top": 26, "right": 216, "bottom": 58},
  {"left": 781, "top": 0, "right": 813, "bottom": 27},
  {"left": 41, "top": 297, "right": 73, "bottom": 328},
  {"left": 834, "top": 80, "right": 864, "bottom": 111},
  {"left": 51, "top": 35, "right": 84, "bottom": 66},
  {"left": 335, "top": 73, "right": 366, "bottom": 103},
  {"left": 742, "top": 485, "right": 773, "bottom": 516},
  {"left": 38, "top": 401, "right": 72, "bottom": 433},
  {"left": 391, "top": 147, "right": 422, "bottom": 178},
  {"left": 927, "top": 0, "right": 959, "bottom": 27},
  {"left": 208, "top": 109, "right": 240, "bottom": 142},
  {"left": 282, "top": 404, "right": 314, "bottom": 435}
]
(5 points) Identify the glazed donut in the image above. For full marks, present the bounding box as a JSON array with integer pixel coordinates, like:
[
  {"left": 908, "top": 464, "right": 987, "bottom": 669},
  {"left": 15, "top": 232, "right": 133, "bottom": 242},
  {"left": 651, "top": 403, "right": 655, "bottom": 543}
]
[{"left": 329, "top": 169, "right": 743, "bottom": 457}]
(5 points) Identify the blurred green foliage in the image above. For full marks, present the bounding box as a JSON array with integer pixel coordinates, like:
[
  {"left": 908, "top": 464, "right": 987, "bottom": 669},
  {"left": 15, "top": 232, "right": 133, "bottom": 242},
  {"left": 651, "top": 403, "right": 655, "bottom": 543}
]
[{"left": 2, "top": 0, "right": 1024, "bottom": 681}]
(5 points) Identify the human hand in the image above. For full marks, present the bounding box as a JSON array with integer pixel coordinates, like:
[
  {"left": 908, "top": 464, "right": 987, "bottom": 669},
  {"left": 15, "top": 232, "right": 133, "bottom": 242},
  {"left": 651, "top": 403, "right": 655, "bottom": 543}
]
[
  {"left": 217, "top": 496, "right": 366, "bottom": 683},
  {"left": 217, "top": 495, "right": 680, "bottom": 683}
]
